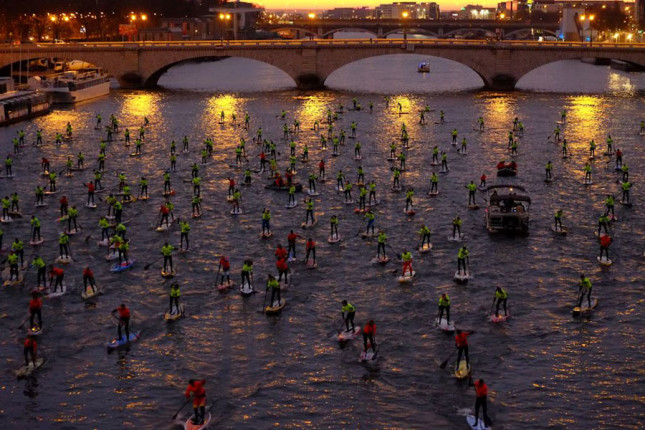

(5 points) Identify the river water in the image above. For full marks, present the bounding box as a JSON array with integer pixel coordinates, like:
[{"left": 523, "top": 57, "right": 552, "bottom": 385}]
[{"left": 1, "top": 54, "right": 644, "bottom": 429}]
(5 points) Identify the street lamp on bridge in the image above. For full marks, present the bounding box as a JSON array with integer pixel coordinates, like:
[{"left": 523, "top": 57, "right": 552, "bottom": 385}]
[
  {"left": 308, "top": 13, "right": 316, "bottom": 40},
  {"left": 579, "top": 14, "right": 594, "bottom": 45},
  {"left": 401, "top": 11, "right": 409, "bottom": 44}
]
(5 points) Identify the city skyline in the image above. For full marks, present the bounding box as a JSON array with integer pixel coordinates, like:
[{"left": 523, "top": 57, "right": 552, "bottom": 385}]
[{"left": 258, "top": 0, "right": 499, "bottom": 13}]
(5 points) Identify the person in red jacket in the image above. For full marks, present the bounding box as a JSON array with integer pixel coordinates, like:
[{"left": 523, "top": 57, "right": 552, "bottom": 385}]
[
  {"left": 219, "top": 255, "right": 231, "bottom": 286},
  {"left": 455, "top": 329, "right": 473, "bottom": 367},
  {"left": 305, "top": 238, "right": 316, "bottom": 265},
  {"left": 185, "top": 379, "right": 207, "bottom": 425},
  {"left": 599, "top": 234, "right": 612, "bottom": 261},
  {"left": 287, "top": 230, "right": 301, "bottom": 259},
  {"left": 111, "top": 304, "right": 131, "bottom": 342},
  {"left": 479, "top": 173, "right": 487, "bottom": 188},
  {"left": 276, "top": 258, "right": 289, "bottom": 285},
  {"left": 24, "top": 335, "right": 38, "bottom": 366},
  {"left": 158, "top": 204, "right": 170, "bottom": 228},
  {"left": 363, "top": 320, "right": 376, "bottom": 352},
  {"left": 318, "top": 159, "right": 325, "bottom": 180},
  {"left": 83, "top": 266, "right": 97, "bottom": 293},
  {"left": 87, "top": 182, "right": 95, "bottom": 205},
  {"left": 29, "top": 291, "right": 43, "bottom": 330},
  {"left": 59, "top": 195, "right": 68, "bottom": 217},
  {"left": 275, "top": 244, "right": 287, "bottom": 260},
  {"left": 228, "top": 177, "right": 235, "bottom": 196},
  {"left": 470, "top": 378, "right": 491, "bottom": 428},
  {"left": 49, "top": 265, "right": 64, "bottom": 292}
]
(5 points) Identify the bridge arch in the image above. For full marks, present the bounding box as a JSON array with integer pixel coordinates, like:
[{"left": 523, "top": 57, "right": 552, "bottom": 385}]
[
  {"left": 503, "top": 28, "right": 558, "bottom": 39},
  {"left": 320, "top": 28, "right": 379, "bottom": 39},
  {"left": 382, "top": 29, "right": 439, "bottom": 38},
  {"left": 443, "top": 28, "right": 496, "bottom": 38}
]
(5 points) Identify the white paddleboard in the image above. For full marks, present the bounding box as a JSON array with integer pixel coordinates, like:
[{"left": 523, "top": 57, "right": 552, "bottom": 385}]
[
  {"left": 454, "top": 271, "right": 471, "bottom": 282},
  {"left": 47, "top": 284, "right": 67, "bottom": 298},
  {"left": 448, "top": 233, "right": 464, "bottom": 242},
  {"left": 466, "top": 415, "right": 492, "bottom": 430},
  {"left": 551, "top": 226, "right": 567, "bottom": 235},
  {"left": 572, "top": 298, "right": 599, "bottom": 315},
  {"left": 240, "top": 282, "right": 254, "bottom": 296},
  {"left": 435, "top": 317, "right": 455, "bottom": 332},
  {"left": 15, "top": 357, "right": 45, "bottom": 378},
  {"left": 397, "top": 270, "right": 415, "bottom": 283},
  {"left": 338, "top": 327, "right": 361, "bottom": 341},
  {"left": 597, "top": 256, "right": 612, "bottom": 266}
]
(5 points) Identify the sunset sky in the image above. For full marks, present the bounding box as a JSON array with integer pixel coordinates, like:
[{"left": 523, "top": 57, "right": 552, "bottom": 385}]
[{"left": 259, "top": 0, "right": 498, "bottom": 12}]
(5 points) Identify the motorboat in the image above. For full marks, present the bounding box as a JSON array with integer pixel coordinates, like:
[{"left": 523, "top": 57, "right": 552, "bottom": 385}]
[{"left": 485, "top": 185, "right": 530, "bottom": 234}]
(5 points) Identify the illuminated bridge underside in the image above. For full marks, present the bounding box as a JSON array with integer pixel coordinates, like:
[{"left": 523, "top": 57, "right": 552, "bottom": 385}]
[{"left": 1, "top": 40, "right": 644, "bottom": 91}]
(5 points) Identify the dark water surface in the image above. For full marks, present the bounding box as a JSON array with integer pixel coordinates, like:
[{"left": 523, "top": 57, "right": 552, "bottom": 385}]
[{"left": 0, "top": 56, "right": 644, "bottom": 429}]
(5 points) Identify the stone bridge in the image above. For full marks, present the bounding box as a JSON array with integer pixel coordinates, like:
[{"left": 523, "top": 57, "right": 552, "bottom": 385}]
[
  {"left": 1, "top": 39, "right": 644, "bottom": 91},
  {"left": 259, "top": 18, "right": 560, "bottom": 39}
]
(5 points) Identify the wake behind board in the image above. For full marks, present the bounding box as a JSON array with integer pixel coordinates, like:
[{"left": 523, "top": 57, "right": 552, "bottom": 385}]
[
  {"left": 301, "top": 219, "right": 318, "bottom": 229},
  {"left": 435, "top": 317, "right": 455, "bottom": 332},
  {"left": 15, "top": 358, "right": 45, "bottom": 379},
  {"left": 107, "top": 331, "right": 141, "bottom": 351},
  {"left": 184, "top": 412, "right": 212, "bottom": 430},
  {"left": 597, "top": 256, "right": 612, "bottom": 266},
  {"left": 551, "top": 226, "right": 567, "bottom": 235},
  {"left": 418, "top": 243, "right": 433, "bottom": 253},
  {"left": 240, "top": 282, "right": 254, "bottom": 296},
  {"left": 398, "top": 270, "right": 415, "bottom": 283},
  {"left": 454, "top": 359, "right": 471, "bottom": 379},
  {"left": 466, "top": 415, "right": 492, "bottom": 430},
  {"left": 46, "top": 284, "right": 67, "bottom": 298},
  {"left": 81, "top": 286, "right": 100, "bottom": 300},
  {"left": 572, "top": 298, "right": 599, "bottom": 316},
  {"left": 265, "top": 299, "right": 286, "bottom": 315},
  {"left": 454, "top": 271, "right": 471, "bottom": 282},
  {"left": 338, "top": 327, "right": 361, "bottom": 341},
  {"left": 164, "top": 304, "right": 185, "bottom": 321}
]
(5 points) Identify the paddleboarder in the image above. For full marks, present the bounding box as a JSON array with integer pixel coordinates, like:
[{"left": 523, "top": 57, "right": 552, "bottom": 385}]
[
  {"left": 162, "top": 242, "right": 174, "bottom": 274},
  {"left": 111, "top": 304, "right": 131, "bottom": 342},
  {"left": 599, "top": 234, "right": 612, "bottom": 262},
  {"left": 169, "top": 283, "right": 181, "bottom": 315},
  {"left": 267, "top": 274, "right": 281, "bottom": 306},
  {"left": 29, "top": 291, "right": 43, "bottom": 330},
  {"left": 469, "top": 378, "right": 491, "bottom": 429},
  {"left": 23, "top": 335, "right": 38, "bottom": 367},
  {"left": 341, "top": 300, "right": 356, "bottom": 333},
  {"left": 185, "top": 379, "right": 207, "bottom": 425},
  {"left": 457, "top": 245, "right": 469, "bottom": 275},
  {"left": 363, "top": 320, "right": 376, "bottom": 353},
  {"left": 494, "top": 287, "right": 508, "bottom": 317},
  {"left": 577, "top": 274, "right": 593, "bottom": 308},
  {"left": 455, "top": 329, "right": 472, "bottom": 368},
  {"left": 83, "top": 267, "right": 97, "bottom": 293},
  {"left": 438, "top": 293, "right": 450, "bottom": 325}
]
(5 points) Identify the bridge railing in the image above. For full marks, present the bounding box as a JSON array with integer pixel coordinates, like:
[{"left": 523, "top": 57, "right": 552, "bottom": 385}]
[{"left": 3, "top": 39, "right": 645, "bottom": 50}]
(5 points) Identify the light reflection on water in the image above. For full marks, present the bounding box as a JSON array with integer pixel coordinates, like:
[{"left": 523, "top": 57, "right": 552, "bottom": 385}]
[{"left": 0, "top": 51, "right": 643, "bottom": 429}]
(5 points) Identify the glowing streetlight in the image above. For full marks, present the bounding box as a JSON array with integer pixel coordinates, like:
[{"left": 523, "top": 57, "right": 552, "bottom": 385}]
[
  {"left": 401, "top": 11, "right": 409, "bottom": 43},
  {"left": 141, "top": 14, "right": 147, "bottom": 21},
  {"left": 499, "top": 13, "right": 505, "bottom": 19},
  {"left": 308, "top": 13, "right": 316, "bottom": 40},
  {"left": 130, "top": 14, "right": 137, "bottom": 21}
]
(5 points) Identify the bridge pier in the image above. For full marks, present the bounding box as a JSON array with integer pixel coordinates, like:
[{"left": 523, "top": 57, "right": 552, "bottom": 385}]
[
  {"left": 294, "top": 74, "right": 325, "bottom": 90},
  {"left": 485, "top": 75, "right": 518, "bottom": 91},
  {"left": 117, "top": 73, "right": 145, "bottom": 89}
]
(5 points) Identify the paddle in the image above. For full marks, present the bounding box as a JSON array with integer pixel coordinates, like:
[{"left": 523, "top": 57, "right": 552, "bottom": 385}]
[
  {"left": 17, "top": 314, "right": 30, "bottom": 329},
  {"left": 439, "top": 348, "right": 457, "bottom": 369},
  {"left": 488, "top": 297, "right": 496, "bottom": 316},
  {"left": 214, "top": 263, "right": 221, "bottom": 286},
  {"left": 354, "top": 219, "right": 366, "bottom": 237},
  {"left": 262, "top": 286, "right": 269, "bottom": 311},
  {"left": 172, "top": 398, "right": 191, "bottom": 420},
  {"left": 386, "top": 244, "right": 402, "bottom": 260},
  {"left": 144, "top": 256, "right": 164, "bottom": 270}
]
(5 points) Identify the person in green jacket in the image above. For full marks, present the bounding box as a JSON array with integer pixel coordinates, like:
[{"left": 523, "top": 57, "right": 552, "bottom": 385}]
[
  {"left": 162, "top": 242, "right": 174, "bottom": 273},
  {"left": 341, "top": 300, "right": 356, "bottom": 332},
  {"left": 180, "top": 220, "right": 190, "bottom": 250},
  {"left": 169, "top": 283, "right": 181, "bottom": 315},
  {"left": 494, "top": 287, "right": 508, "bottom": 317},
  {"left": 457, "top": 245, "right": 469, "bottom": 274}
]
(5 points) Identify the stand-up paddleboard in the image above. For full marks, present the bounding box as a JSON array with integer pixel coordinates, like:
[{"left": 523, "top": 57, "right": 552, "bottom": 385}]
[
  {"left": 435, "top": 317, "right": 455, "bottom": 332},
  {"left": 544, "top": 176, "right": 555, "bottom": 183},
  {"left": 65, "top": 227, "right": 81, "bottom": 236},
  {"left": 620, "top": 200, "right": 633, "bottom": 207},
  {"left": 129, "top": 152, "right": 142, "bottom": 157},
  {"left": 430, "top": 161, "right": 438, "bottom": 166},
  {"left": 454, "top": 359, "right": 471, "bottom": 379},
  {"left": 217, "top": 280, "right": 235, "bottom": 291},
  {"left": 448, "top": 233, "right": 464, "bottom": 242},
  {"left": 265, "top": 299, "right": 286, "bottom": 315},
  {"left": 572, "top": 298, "right": 599, "bottom": 316},
  {"left": 107, "top": 330, "right": 141, "bottom": 351},
  {"left": 490, "top": 312, "right": 510, "bottom": 323},
  {"left": 44, "top": 190, "right": 59, "bottom": 195},
  {"left": 81, "top": 286, "right": 100, "bottom": 300},
  {"left": 354, "top": 155, "right": 362, "bottom": 161},
  {"left": 163, "top": 190, "right": 176, "bottom": 198},
  {"left": 184, "top": 412, "right": 212, "bottom": 430},
  {"left": 0, "top": 216, "right": 13, "bottom": 223},
  {"left": 156, "top": 223, "right": 171, "bottom": 232},
  {"left": 301, "top": 219, "right": 318, "bottom": 229},
  {"left": 3, "top": 275, "right": 24, "bottom": 287},
  {"left": 305, "top": 260, "right": 318, "bottom": 269},
  {"left": 46, "top": 284, "right": 67, "bottom": 298},
  {"left": 477, "top": 184, "right": 487, "bottom": 191},
  {"left": 8, "top": 211, "right": 22, "bottom": 218},
  {"left": 285, "top": 201, "right": 298, "bottom": 209},
  {"left": 371, "top": 256, "right": 389, "bottom": 265},
  {"left": 35, "top": 203, "right": 48, "bottom": 208},
  {"left": 551, "top": 226, "right": 567, "bottom": 235},
  {"left": 466, "top": 415, "right": 492, "bottom": 430},
  {"left": 328, "top": 235, "right": 341, "bottom": 244},
  {"left": 418, "top": 243, "right": 433, "bottom": 253},
  {"left": 597, "top": 256, "right": 612, "bottom": 266},
  {"left": 360, "top": 345, "right": 378, "bottom": 362},
  {"left": 86, "top": 202, "right": 97, "bottom": 209},
  {"left": 259, "top": 231, "right": 273, "bottom": 238},
  {"left": 343, "top": 200, "right": 354, "bottom": 206},
  {"left": 440, "top": 167, "right": 450, "bottom": 173},
  {"left": 454, "top": 271, "right": 471, "bottom": 282},
  {"left": 428, "top": 190, "right": 440, "bottom": 196},
  {"left": 338, "top": 327, "right": 361, "bottom": 341},
  {"left": 609, "top": 214, "right": 618, "bottom": 221},
  {"left": 164, "top": 304, "right": 184, "bottom": 321},
  {"left": 398, "top": 270, "right": 415, "bottom": 283},
  {"left": 97, "top": 238, "right": 109, "bottom": 247},
  {"left": 161, "top": 269, "right": 177, "bottom": 278},
  {"left": 404, "top": 208, "right": 416, "bottom": 216},
  {"left": 105, "top": 251, "right": 119, "bottom": 261},
  {"left": 111, "top": 259, "right": 135, "bottom": 272},
  {"left": 139, "top": 195, "right": 150, "bottom": 200},
  {"left": 15, "top": 357, "right": 45, "bottom": 378},
  {"left": 240, "top": 281, "right": 254, "bottom": 296},
  {"left": 30, "top": 238, "right": 45, "bottom": 245},
  {"left": 307, "top": 190, "right": 318, "bottom": 196},
  {"left": 391, "top": 185, "right": 402, "bottom": 192},
  {"left": 583, "top": 179, "right": 593, "bottom": 185},
  {"left": 230, "top": 208, "right": 243, "bottom": 215},
  {"left": 468, "top": 204, "right": 480, "bottom": 210},
  {"left": 121, "top": 197, "right": 137, "bottom": 204},
  {"left": 27, "top": 325, "right": 43, "bottom": 336},
  {"left": 361, "top": 232, "right": 376, "bottom": 239},
  {"left": 336, "top": 185, "right": 344, "bottom": 192}
]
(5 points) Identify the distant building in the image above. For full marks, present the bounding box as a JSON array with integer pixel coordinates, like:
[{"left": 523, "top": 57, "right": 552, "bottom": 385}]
[
  {"left": 209, "top": 1, "right": 264, "bottom": 39},
  {"left": 375, "top": 2, "right": 440, "bottom": 19},
  {"left": 457, "top": 5, "right": 497, "bottom": 19},
  {"left": 325, "top": 7, "right": 375, "bottom": 19},
  {"left": 638, "top": 0, "right": 645, "bottom": 26}
]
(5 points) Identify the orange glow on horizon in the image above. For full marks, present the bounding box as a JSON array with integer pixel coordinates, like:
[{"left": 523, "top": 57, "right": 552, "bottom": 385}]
[{"left": 263, "top": 0, "right": 500, "bottom": 10}]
